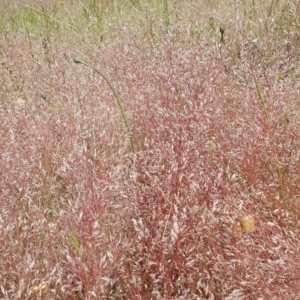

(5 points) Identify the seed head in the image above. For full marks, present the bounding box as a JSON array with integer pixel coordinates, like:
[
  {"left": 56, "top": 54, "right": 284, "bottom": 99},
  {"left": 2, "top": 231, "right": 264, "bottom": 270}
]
[
  {"left": 234, "top": 215, "right": 255, "bottom": 237},
  {"left": 73, "top": 57, "right": 83, "bottom": 64}
]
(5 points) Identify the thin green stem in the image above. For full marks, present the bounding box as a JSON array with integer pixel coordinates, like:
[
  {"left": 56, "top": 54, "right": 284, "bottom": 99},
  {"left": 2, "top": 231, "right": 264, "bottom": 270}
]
[
  {"left": 68, "top": 218, "right": 82, "bottom": 260},
  {"left": 254, "top": 77, "right": 269, "bottom": 121},
  {"left": 254, "top": 76, "right": 285, "bottom": 203},
  {"left": 163, "top": 0, "right": 170, "bottom": 34}
]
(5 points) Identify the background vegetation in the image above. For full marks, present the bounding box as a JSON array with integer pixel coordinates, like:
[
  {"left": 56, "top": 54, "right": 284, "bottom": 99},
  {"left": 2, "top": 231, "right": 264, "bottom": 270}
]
[{"left": 1, "top": 0, "right": 300, "bottom": 299}]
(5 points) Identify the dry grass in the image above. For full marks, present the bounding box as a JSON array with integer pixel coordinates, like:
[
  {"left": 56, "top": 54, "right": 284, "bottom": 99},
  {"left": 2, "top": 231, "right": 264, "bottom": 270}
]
[{"left": 1, "top": 0, "right": 300, "bottom": 299}]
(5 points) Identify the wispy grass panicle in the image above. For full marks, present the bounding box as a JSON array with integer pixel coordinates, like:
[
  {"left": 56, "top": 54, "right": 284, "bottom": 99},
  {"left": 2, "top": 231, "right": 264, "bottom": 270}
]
[{"left": 1, "top": 1, "right": 300, "bottom": 298}]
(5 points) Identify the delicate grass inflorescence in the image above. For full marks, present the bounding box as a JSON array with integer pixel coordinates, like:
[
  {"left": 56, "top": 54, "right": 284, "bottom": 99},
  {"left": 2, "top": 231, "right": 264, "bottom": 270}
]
[{"left": 1, "top": 0, "right": 300, "bottom": 299}]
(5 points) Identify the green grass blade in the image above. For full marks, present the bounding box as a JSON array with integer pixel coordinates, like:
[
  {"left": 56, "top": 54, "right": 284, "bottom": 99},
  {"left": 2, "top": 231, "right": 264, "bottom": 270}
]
[
  {"left": 254, "top": 77, "right": 269, "bottom": 122},
  {"left": 68, "top": 219, "right": 82, "bottom": 259}
]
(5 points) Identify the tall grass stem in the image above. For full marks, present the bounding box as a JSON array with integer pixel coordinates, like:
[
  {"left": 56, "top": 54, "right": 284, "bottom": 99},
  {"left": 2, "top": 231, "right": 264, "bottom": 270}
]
[{"left": 73, "top": 57, "right": 135, "bottom": 154}]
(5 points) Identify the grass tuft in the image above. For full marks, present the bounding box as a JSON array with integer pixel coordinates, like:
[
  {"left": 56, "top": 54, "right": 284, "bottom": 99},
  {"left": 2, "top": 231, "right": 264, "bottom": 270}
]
[{"left": 1, "top": 1, "right": 300, "bottom": 298}]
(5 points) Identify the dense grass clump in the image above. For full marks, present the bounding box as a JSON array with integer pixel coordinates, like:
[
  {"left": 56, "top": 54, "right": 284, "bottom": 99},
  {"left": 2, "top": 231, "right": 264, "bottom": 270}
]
[{"left": 1, "top": 0, "right": 300, "bottom": 299}]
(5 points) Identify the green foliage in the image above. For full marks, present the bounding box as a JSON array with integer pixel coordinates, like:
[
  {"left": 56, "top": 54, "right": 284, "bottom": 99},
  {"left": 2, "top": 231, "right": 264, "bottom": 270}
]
[
  {"left": 0, "top": 13, "right": 5, "bottom": 34},
  {"left": 254, "top": 77, "right": 269, "bottom": 122},
  {"left": 82, "top": 0, "right": 105, "bottom": 36},
  {"left": 163, "top": 0, "right": 170, "bottom": 34},
  {"left": 68, "top": 219, "right": 82, "bottom": 260}
]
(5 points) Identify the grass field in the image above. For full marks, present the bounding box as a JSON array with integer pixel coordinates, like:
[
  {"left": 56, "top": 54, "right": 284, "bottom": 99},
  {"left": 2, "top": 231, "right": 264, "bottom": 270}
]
[{"left": 1, "top": 0, "right": 300, "bottom": 299}]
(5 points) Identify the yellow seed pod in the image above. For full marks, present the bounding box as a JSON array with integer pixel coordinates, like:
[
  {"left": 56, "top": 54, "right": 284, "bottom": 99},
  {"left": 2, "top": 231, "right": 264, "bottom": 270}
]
[
  {"left": 234, "top": 215, "right": 255, "bottom": 237},
  {"left": 15, "top": 98, "right": 25, "bottom": 106},
  {"left": 32, "top": 285, "right": 40, "bottom": 293},
  {"left": 32, "top": 282, "right": 49, "bottom": 294},
  {"left": 240, "top": 215, "right": 255, "bottom": 234},
  {"left": 40, "top": 282, "right": 49, "bottom": 293},
  {"left": 234, "top": 219, "right": 243, "bottom": 237}
]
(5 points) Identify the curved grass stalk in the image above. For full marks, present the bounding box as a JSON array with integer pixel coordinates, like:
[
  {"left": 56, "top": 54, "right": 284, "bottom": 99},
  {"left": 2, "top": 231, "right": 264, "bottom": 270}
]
[{"left": 73, "top": 57, "right": 135, "bottom": 154}]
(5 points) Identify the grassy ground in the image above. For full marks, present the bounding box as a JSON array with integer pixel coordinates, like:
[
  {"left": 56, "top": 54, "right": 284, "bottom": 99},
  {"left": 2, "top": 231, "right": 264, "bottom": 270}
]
[{"left": 1, "top": 0, "right": 300, "bottom": 299}]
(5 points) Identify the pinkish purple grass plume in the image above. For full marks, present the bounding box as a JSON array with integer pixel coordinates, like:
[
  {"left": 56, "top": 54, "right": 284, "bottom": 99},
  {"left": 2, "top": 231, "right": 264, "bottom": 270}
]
[{"left": 1, "top": 1, "right": 300, "bottom": 299}]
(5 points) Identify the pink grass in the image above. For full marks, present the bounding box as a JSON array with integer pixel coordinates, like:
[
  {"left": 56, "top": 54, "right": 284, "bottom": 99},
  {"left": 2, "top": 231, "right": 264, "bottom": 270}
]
[{"left": 1, "top": 1, "right": 300, "bottom": 299}]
